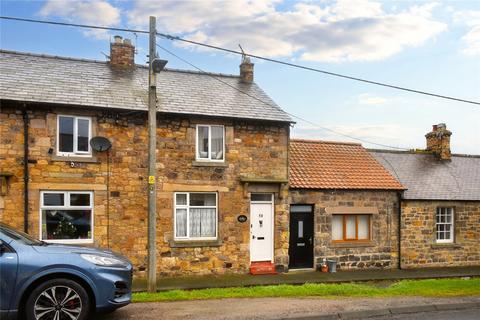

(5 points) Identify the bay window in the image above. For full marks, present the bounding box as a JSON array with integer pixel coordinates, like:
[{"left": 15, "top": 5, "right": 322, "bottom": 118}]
[
  {"left": 40, "top": 191, "right": 93, "bottom": 243},
  {"left": 196, "top": 125, "right": 224, "bottom": 161},
  {"left": 332, "top": 214, "right": 371, "bottom": 242},
  {"left": 174, "top": 193, "right": 217, "bottom": 240}
]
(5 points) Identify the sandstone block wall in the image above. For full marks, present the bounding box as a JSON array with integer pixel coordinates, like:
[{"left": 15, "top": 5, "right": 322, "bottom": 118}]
[
  {"left": 0, "top": 103, "right": 290, "bottom": 276},
  {"left": 289, "top": 190, "right": 400, "bottom": 270},
  {"left": 401, "top": 200, "right": 480, "bottom": 268}
]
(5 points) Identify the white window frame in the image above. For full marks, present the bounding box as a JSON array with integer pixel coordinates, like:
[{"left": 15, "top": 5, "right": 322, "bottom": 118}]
[
  {"left": 436, "top": 207, "right": 454, "bottom": 243},
  {"left": 174, "top": 192, "right": 218, "bottom": 240},
  {"left": 57, "top": 115, "right": 92, "bottom": 157},
  {"left": 39, "top": 190, "right": 94, "bottom": 244},
  {"left": 195, "top": 124, "right": 225, "bottom": 162}
]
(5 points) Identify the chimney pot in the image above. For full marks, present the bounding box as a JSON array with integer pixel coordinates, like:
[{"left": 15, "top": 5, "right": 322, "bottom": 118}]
[
  {"left": 124, "top": 38, "right": 132, "bottom": 45},
  {"left": 425, "top": 123, "right": 452, "bottom": 161},
  {"left": 114, "top": 35, "right": 123, "bottom": 43},
  {"left": 239, "top": 56, "right": 254, "bottom": 83}
]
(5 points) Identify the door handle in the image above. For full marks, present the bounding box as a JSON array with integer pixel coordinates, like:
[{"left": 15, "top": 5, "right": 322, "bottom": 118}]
[
  {"left": 309, "top": 237, "right": 313, "bottom": 245},
  {"left": 252, "top": 235, "right": 256, "bottom": 239}
]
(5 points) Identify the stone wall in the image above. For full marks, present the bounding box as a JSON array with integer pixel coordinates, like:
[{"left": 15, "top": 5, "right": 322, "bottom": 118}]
[
  {"left": 289, "top": 190, "right": 400, "bottom": 270},
  {"left": 0, "top": 103, "right": 290, "bottom": 276},
  {"left": 401, "top": 200, "right": 480, "bottom": 268}
]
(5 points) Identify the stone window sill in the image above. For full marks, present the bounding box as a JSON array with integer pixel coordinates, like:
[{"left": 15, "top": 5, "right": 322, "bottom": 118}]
[
  {"left": 51, "top": 155, "right": 100, "bottom": 163},
  {"left": 330, "top": 241, "right": 375, "bottom": 248},
  {"left": 192, "top": 161, "right": 228, "bottom": 167},
  {"left": 169, "top": 239, "right": 223, "bottom": 248},
  {"left": 431, "top": 243, "right": 462, "bottom": 249}
]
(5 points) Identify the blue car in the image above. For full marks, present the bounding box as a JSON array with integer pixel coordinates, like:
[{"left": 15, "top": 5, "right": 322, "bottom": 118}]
[{"left": 0, "top": 223, "right": 132, "bottom": 320}]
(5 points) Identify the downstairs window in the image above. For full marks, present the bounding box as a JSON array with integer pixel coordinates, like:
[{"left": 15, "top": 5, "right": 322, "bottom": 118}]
[
  {"left": 40, "top": 191, "right": 93, "bottom": 243},
  {"left": 332, "top": 214, "right": 371, "bottom": 242}
]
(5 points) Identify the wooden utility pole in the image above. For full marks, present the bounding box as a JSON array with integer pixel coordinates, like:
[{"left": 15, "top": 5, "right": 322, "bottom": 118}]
[{"left": 147, "top": 15, "right": 157, "bottom": 293}]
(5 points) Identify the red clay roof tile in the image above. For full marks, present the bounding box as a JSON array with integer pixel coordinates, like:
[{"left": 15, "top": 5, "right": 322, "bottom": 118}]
[{"left": 290, "top": 139, "right": 405, "bottom": 190}]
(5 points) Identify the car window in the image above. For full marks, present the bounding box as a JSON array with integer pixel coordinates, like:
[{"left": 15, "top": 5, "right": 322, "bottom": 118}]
[{"left": 0, "top": 223, "right": 44, "bottom": 245}]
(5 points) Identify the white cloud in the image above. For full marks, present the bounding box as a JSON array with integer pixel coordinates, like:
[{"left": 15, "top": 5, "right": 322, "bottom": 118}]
[
  {"left": 358, "top": 93, "right": 387, "bottom": 105},
  {"left": 128, "top": 0, "right": 446, "bottom": 62},
  {"left": 39, "top": 0, "right": 121, "bottom": 40},
  {"left": 454, "top": 10, "right": 480, "bottom": 56}
]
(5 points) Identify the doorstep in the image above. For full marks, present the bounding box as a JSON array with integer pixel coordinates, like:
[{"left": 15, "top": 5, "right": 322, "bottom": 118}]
[{"left": 132, "top": 266, "right": 480, "bottom": 292}]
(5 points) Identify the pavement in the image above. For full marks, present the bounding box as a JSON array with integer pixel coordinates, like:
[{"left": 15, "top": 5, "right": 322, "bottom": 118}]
[
  {"left": 133, "top": 266, "right": 480, "bottom": 291},
  {"left": 94, "top": 296, "right": 480, "bottom": 320}
]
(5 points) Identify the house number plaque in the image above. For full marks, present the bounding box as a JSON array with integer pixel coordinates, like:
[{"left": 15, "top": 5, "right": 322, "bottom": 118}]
[{"left": 237, "top": 215, "right": 247, "bottom": 223}]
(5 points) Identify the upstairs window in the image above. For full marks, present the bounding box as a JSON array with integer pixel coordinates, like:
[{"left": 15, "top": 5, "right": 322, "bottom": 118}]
[
  {"left": 436, "top": 207, "right": 454, "bottom": 243},
  {"left": 196, "top": 125, "right": 224, "bottom": 161},
  {"left": 332, "top": 214, "right": 371, "bottom": 242},
  {"left": 57, "top": 115, "right": 91, "bottom": 156}
]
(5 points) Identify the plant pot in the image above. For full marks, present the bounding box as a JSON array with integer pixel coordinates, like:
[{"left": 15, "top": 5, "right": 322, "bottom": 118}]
[{"left": 321, "top": 264, "right": 329, "bottom": 273}]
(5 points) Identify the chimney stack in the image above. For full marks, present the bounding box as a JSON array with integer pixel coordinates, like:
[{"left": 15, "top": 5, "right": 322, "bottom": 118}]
[
  {"left": 110, "top": 35, "right": 135, "bottom": 69},
  {"left": 239, "top": 56, "right": 254, "bottom": 83},
  {"left": 425, "top": 123, "right": 452, "bottom": 160}
]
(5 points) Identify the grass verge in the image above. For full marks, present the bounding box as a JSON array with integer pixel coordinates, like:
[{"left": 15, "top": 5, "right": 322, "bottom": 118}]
[{"left": 132, "top": 278, "right": 480, "bottom": 303}]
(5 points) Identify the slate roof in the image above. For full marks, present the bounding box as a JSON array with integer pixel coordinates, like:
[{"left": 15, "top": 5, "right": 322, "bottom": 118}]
[
  {"left": 290, "top": 139, "right": 404, "bottom": 190},
  {"left": 0, "top": 50, "right": 291, "bottom": 123},
  {"left": 370, "top": 150, "right": 480, "bottom": 201}
]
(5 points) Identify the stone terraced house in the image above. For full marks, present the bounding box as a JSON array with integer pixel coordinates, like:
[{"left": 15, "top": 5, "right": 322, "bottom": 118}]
[
  {"left": 1, "top": 37, "right": 479, "bottom": 278},
  {"left": 371, "top": 124, "right": 480, "bottom": 268},
  {"left": 0, "top": 37, "right": 293, "bottom": 276},
  {"left": 288, "top": 139, "right": 405, "bottom": 270}
]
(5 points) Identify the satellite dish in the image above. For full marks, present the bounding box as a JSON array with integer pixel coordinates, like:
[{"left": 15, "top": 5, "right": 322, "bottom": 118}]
[{"left": 90, "top": 136, "right": 112, "bottom": 152}]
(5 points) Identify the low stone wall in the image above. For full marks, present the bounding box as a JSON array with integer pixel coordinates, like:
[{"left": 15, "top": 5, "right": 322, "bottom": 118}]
[
  {"left": 289, "top": 190, "right": 400, "bottom": 270},
  {"left": 401, "top": 200, "right": 480, "bottom": 268}
]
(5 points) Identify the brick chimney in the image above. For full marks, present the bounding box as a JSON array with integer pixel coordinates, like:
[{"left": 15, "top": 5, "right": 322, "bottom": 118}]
[
  {"left": 110, "top": 35, "right": 135, "bottom": 69},
  {"left": 239, "top": 56, "right": 254, "bottom": 83},
  {"left": 425, "top": 123, "right": 452, "bottom": 160}
]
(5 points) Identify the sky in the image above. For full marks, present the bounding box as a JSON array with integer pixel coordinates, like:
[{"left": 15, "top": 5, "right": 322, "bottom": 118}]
[{"left": 1, "top": 0, "right": 479, "bottom": 154}]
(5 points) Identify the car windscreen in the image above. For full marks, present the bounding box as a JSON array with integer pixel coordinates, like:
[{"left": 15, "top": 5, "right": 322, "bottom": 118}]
[{"left": 0, "top": 223, "right": 44, "bottom": 245}]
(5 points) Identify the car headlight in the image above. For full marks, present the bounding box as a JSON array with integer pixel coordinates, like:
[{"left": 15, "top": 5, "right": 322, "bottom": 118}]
[{"left": 80, "top": 253, "right": 129, "bottom": 268}]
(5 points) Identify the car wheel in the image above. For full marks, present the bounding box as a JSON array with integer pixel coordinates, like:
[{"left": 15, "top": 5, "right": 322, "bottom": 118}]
[{"left": 25, "top": 278, "right": 90, "bottom": 320}]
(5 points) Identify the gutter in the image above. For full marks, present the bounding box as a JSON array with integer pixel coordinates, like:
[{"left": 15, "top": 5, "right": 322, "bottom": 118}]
[{"left": 23, "top": 106, "right": 29, "bottom": 233}]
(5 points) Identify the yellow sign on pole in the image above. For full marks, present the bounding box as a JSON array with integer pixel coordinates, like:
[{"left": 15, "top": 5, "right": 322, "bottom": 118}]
[{"left": 148, "top": 175, "right": 155, "bottom": 184}]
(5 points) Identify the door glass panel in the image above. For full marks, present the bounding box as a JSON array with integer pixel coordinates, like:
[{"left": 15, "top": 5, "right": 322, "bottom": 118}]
[
  {"left": 346, "top": 216, "right": 356, "bottom": 239},
  {"left": 298, "top": 220, "right": 303, "bottom": 238},
  {"left": 251, "top": 194, "right": 272, "bottom": 202},
  {"left": 332, "top": 215, "right": 343, "bottom": 240},
  {"left": 291, "top": 205, "right": 312, "bottom": 213},
  {"left": 358, "top": 215, "right": 369, "bottom": 239}
]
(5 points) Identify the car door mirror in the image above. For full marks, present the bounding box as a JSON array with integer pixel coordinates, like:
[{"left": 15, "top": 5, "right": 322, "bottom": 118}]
[{"left": 0, "top": 241, "right": 5, "bottom": 256}]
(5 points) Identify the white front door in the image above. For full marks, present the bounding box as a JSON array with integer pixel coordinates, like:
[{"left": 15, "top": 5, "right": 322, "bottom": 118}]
[{"left": 250, "top": 194, "right": 274, "bottom": 262}]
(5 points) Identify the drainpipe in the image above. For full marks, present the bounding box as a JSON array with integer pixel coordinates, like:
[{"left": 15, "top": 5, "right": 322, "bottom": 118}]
[
  {"left": 397, "top": 191, "right": 402, "bottom": 270},
  {"left": 23, "top": 106, "right": 29, "bottom": 233}
]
